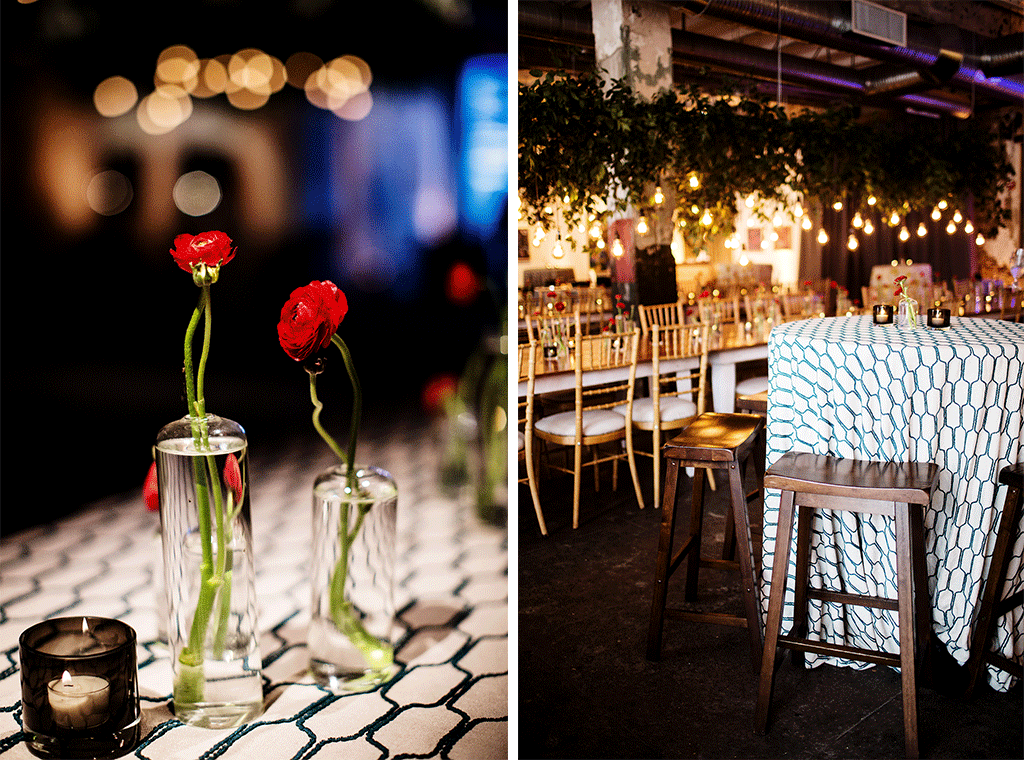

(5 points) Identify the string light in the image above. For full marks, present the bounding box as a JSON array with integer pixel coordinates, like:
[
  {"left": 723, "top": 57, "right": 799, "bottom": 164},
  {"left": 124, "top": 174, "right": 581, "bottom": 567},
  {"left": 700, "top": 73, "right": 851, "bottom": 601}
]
[
  {"left": 946, "top": 221, "right": 957, "bottom": 234},
  {"left": 931, "top": 207, "right": 942, "bottom": 221},
  {"left": 551, "top": 238, "right": 565, "bottom": 259},
  {"left": 938, "top": 199, "right": 948, "bottom": 210},
  {"left": 817, "top": 229, "right": 829, "bottom": 244},
  {"left": 700, "top": 209, "right": 713, "bottom": 226},
  {"left": 867, "top": 195, "right": 877, "bottom": 206},
  {"left": 689, "top": 174, "right": 700, "bottom": 189},
  {"left": 636, "top": 216, "right": 649, "bottom": 235},
  {"left": 852, "top": 212, "right": 863, "bottom": 228},
  {"left": 745, "top": 195, "right": 756, "bottom": 208},
  {"left": 863, "top": 220, "right": 874, "bottom": 235},
  {"left": 794, "top": 203, "right": 804, "bottom": 217},
  {"left": 832, "top": 200, "right": 843, "bottom": 211},
  {"left": 611, "top": 235, "right": 624, "bottom": 258},
  {"left": 890, "top": 211, "right": 901, "bottom": 226},
  {"left": 976, "top": 233, "right": 986, "bottom": 245},
  {"left": 917, "top": 223, "right": 928, "bottom": 237},
  {"left": 532, "top": 227, "right": 545, "bottom": 246},
  {"left": 964, "top": 220, "right": 974, "bottom": 234},
  {"left": 953, "top": 210, "right": 963, "bottom": 223},
  {"left": 847, "top": 234, "right": 859, "bottom": 250},
  {"left": 899, "top": 226, "right": 910, "bottom": 242},
  {"left": 801, "top": 216, "right": 812, "bottom": 230},
  {"left": 653, "top": 186, "right": 664, "bottom": 205}
]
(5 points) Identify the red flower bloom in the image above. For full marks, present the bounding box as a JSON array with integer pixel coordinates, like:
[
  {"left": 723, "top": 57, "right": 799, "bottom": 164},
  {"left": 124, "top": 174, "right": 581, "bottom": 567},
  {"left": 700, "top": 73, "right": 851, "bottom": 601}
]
[
  {"left": 555, "top": 301, "right": 566, "bottom": 312},
  {"left": 277, "top": 280, "right": 349, "bottom": 361},
  {"left": 143, "top": 462, "right": 159, "bottom": 512},
  {"left": 169, "top": 231, "right": 235, "bottom": 273},
  {"left": 223, "top": 454, "right": 243, "bottom": 503},
  {"left": 895, "top": 275, "right": 908, "bottom": 283}
]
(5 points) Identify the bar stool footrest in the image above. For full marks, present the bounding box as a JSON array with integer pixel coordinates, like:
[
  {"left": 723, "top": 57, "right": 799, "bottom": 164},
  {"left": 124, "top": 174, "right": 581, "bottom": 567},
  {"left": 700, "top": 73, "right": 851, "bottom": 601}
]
[
  {"left": 808, "top": 588, "right": 899, "bottom": 611},
  {"left": 666, "top": 608, "right": 749, "bottom": 628},
  {"left": 777, "top": 635, "right": 902, "bottom": 668}
]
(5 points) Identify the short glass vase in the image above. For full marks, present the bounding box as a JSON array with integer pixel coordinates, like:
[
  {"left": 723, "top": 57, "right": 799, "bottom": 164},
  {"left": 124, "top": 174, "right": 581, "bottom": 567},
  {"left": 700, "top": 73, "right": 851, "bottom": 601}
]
[
  {"left": 155, "top": 414, "right": 264, "bottom": 729},
  {"left": 308, "top": 463, "right": 398, "bottom": 692},
  {"left": 897, "top": 298, "right": 919, "bottom": 328}
]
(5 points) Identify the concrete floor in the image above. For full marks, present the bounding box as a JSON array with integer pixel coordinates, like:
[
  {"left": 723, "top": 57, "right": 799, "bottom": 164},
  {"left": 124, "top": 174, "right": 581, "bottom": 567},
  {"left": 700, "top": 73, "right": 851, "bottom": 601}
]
[{"left": 517, "top": 446, "right": 1023, "bottom": 759}]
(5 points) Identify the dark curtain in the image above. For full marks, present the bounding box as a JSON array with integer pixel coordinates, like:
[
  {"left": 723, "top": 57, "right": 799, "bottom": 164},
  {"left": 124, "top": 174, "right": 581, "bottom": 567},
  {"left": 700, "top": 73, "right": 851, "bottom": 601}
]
[{"left": 819, "top": 202, "right": 973, "bottom": 304}]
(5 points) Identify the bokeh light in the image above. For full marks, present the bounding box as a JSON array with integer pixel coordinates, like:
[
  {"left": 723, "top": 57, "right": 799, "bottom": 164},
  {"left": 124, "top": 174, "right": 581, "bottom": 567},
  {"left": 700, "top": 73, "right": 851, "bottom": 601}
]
[
  {"left": 156, "top": 45, "right": 200, "bottom": 86},
  {"left": 173, "top": 170, "right": 222, "bottom": 216},
  {"left": 445, "top": 261, "right": 481, "bottom": 306},
  {"left": 285, "top": 52, "right": 324, "bottom": 89},
  {"left": 420, "top": 373, "right": 459, "bottom": 413},
  {"left": 93, "top": 76, "right": 138, "bottom": 117},
  {"left": 137, "top": 86, "right": 192, "bottom": 134},
  {"left": 86, "top": 170, "right": 133, "bottom": 216}
]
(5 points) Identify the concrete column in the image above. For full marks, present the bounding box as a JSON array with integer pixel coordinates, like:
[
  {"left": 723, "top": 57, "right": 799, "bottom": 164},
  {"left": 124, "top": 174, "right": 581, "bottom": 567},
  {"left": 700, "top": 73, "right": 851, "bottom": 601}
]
[{"left": 592, "top": 1, "right": 677, "bottom": 296}]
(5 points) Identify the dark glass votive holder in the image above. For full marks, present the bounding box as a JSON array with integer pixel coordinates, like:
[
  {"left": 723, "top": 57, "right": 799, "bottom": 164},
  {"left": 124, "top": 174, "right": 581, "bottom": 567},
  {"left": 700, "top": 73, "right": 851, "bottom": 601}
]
[
  {"left": 927, "top": 307, "right": 951, "bottom": 328},
  {"left": 19, "top": 617, "right": 141, "bottom": 759},
  {"left": 872, "top": 304, "right": 894, "bottom": 324}
]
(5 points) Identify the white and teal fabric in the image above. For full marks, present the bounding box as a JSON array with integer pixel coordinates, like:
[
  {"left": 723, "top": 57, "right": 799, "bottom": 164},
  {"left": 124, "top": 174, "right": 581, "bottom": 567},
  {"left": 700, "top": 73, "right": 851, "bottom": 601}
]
[
  {"left": 765, "top": 315, "right": 1023, "bottom": 691},
  {"left": 0, "top": 426, "right": 508, "bottom": 758}
]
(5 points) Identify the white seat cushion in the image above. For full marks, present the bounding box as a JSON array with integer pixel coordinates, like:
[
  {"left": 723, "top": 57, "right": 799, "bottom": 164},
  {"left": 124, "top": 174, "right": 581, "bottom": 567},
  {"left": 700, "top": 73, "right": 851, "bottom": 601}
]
[
  {"left": 736, "top": 375, "right": 769, "bottom": 395},
  {"left": 534, "top": 409, "right": 626, "bottom": 438},
  {"left": 518, "top": 431, "right": 525, "bottom": 451},
  {"left": 613, "top": 396, "right": 697, "bottom": 424}
]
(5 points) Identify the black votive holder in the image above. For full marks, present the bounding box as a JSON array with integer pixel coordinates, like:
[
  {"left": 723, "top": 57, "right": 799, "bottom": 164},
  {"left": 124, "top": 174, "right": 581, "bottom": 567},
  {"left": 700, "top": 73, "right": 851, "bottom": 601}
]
[
  {"left": 927, "top": 307, "right": 951, "bottom": 328},
  {"left": 19, "top": 617, "right": 141, "bottom": 759},
  {"left": 873, "top": 304, "right": 894, "bottom": 324}
]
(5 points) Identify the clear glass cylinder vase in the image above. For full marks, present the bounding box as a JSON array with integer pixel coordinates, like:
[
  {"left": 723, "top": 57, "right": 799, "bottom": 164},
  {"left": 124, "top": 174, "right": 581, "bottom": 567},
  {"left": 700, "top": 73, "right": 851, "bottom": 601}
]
[
  {"left": 155, "top": 414, "right": 263, "bottom": 728},
  {"left": 897, "top": 297, "right": 919, "bottom": 328},
  {"left": 308, "top": 463, "right": 397, "bottom": 692}
]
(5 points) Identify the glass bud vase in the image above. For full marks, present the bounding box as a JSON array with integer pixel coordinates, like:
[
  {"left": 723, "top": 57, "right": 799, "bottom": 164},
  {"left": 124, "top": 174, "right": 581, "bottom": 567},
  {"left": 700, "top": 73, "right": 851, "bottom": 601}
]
[
  {"left": 897, "top": 297, "right": 919, "bottom": 328},
  {"left": 309, "top": 463, "right": 397, "bottom": 692},
  {"left": 155, "top": 414, "right": 263, "bottom": 728}
]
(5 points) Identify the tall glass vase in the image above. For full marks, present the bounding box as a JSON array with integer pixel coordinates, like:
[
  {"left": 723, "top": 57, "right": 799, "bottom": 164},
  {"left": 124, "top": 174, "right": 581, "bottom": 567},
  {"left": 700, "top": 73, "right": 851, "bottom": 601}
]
[
  {"left": 308, "top": 463, "right": 397, "bottom": 692},
  {"left": 155, "top": 414, "right": 263, "bottom": 728}
]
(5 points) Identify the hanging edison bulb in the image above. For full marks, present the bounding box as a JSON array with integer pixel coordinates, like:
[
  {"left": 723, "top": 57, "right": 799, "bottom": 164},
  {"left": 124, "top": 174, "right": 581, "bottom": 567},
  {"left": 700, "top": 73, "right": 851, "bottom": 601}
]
[
  {"left": 589, "top": 221, "right": 602, "bottom": 239},
  {"left": 801, "top": 216, "right": 813, "bottom": 230},
  {"left": 938, "top": 199, "right": 948, "bottom": 210},
  {"left": 890, "top": 211, "right": 901, "bottom": 226},
  {"left": 551, "top": 236, "right": 565, "bottom": 259},
  {"left": 636, "top": 216, "right": 649, "bottom": 235},
  {"left": 976, "top": 233, "right": 986, "bottom": 245},
  {"left": 817, "top": 229, "right": 829, "bottom": 244},
  {"left": 867, "top": 195, "right": 877, "bottom": 206},
  {"left": 852, "top": 212, "right": 863, "bottom": 228},
  {"left": 653, "top": 186, "right": 664, "bottom": 205},
  {"left": 596, "top": 237, "right": 605, "bottom": 250},
  {"left": 899, "top": 226, "right": 910, "bottom": 242},
  {"left": 700, "top": 209, "right": 713, "bottom": 226},
  {"left": 963, "top": 220, "right": 974, "bottom": 234},
  {"left": 863, "top": 220, "right": 874, "bottom": 235},
  {"left": 772, "top": 212, "right": 783, "bottom": 227},
  {"left": 689, "top": 174, "right": 700, "bottom": 189},
  {"left": 745, "top": 194, "right": 756, "bottom": 208},
  {"left": 953, "top": 210, "right": 963, "bottom": 224},
  {"left": 611, "top": 235, "right": 624, "bottom": 258},
  {"left": 917, "top": 223, "right": 928, "bottom": 237},
  {"left": 794, "top": 203, "right": 804, "bottom": 217},
  {"left": 543, "top": 205, "right": 554, "bottom": 215},
  {"left": 931, "top": 207, "right": 942, "bottom": 221},
  {"left": 532, "top": 227, "right": 545, "bottom": 246},
  {"left": 946, "top": 220, "right": 957, "bottom": 234},
  {"left": 847, "top": 233, "right": 859, "bottom": 250},
  {"left": 691, "top": 204, "right": 700, "bottom": 216},
  {"left": 832, "top": 200, "right": 843, "bottom": 211}
]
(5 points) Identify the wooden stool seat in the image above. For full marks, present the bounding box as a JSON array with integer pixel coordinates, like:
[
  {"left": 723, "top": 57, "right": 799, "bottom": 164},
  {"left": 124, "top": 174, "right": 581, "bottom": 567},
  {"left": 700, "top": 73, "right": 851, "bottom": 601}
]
[
  {"left": 646, "top": 412, "right": 765, "bottom": 675},
  {"left": 735, "top": 389, "right": 767, "bottom": 415},
  {"left": 964, "top": 462, "right": 1024, "bottom": 696},
  {"left": 755, "top": 451, "right": 940, "bottom": 759}
]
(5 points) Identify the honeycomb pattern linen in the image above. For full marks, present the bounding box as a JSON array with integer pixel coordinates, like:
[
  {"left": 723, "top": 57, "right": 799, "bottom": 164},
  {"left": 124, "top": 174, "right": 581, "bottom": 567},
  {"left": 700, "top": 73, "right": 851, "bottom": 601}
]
[
  {"left": 0, "top": 424, "right": 508, "bottom": 759},
  {"left": 764, "top": 315, "right": 1023, "bottom": 692}
]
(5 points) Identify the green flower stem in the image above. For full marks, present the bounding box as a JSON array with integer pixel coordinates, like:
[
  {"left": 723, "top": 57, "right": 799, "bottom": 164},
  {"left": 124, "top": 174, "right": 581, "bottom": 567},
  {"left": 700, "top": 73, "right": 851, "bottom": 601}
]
[{"left": 308, "top": 333, "right": 390, "bottom": 670}]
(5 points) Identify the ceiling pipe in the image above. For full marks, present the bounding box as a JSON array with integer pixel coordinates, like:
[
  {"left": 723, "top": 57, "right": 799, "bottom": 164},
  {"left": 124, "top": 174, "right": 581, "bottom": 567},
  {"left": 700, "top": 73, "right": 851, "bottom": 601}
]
[{"left": 672, "top": 0, "right": 1024, "bottom": 106}]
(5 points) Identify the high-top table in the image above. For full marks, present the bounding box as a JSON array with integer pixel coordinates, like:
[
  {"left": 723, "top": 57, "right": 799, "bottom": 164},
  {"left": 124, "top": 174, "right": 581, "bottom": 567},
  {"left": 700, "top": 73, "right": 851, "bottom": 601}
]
[
  {"left": 764, "top": 315, "right": 1024, "bottom": 691},
  {"left": 0, "top": 424, "right": 508, "bottom": 758}
]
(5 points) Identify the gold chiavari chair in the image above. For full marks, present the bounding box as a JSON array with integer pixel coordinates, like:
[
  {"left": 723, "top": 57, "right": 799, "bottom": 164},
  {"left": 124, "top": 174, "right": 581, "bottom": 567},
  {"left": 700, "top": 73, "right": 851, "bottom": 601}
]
[
  {"left": 618, "top": 322, "right": 709, "bottom": 511},
  {"left": 518, "top": 339, "right": 547, "bottom": 536},
  {"left": 637, "top": 301, "right": 685, "bottom": 337},
  {"left": 529, "top": 313, "right": 637, "bottom": 531}
]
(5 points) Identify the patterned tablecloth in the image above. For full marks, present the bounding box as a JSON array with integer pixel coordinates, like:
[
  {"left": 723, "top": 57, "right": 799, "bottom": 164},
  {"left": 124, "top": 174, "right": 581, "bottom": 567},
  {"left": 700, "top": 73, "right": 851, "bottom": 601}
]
[
  {"left": 0, "top": 425, "right": 508, "bottom": 758},
  {"left": 765, "top": 315, "right": 1024, "bottom": 691}
]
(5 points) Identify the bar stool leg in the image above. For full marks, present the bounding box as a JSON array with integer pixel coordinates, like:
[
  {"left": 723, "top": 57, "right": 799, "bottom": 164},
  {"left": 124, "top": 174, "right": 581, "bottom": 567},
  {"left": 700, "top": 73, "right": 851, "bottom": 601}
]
[
  {"left": 685, "top": 467, "right": 707, "bottom": 602},
  {"left": 726, "top": 459, "right": 764, "bottom": 673},
  {"left": 647, "top": 459, "right": 681, "bottom": 661},
  {"left": 790, "top": 504, "right": 815, "bottom": 669},
  {"left": 755, "top": 488, "right": 797, "bottom": 733},
  {"left": 895, "top": 502, "right": 921, "bottom": 760}
]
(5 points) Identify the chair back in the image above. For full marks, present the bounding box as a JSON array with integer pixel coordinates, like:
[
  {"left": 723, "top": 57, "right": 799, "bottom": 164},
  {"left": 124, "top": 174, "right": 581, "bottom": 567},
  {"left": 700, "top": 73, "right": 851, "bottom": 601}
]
[
  {"left": 517, "top": 340, "right": 537, "bottom": 473},
  {"left": 638, "top": 301, "right": 684, "bottom": 336},
  {"left": 572, "top": 316, "right": 638, "bottom": 414},
  {"left": 525, "top": 301, "right": 578, "bottom": 346},
  {"left": 628, "top": 321, "right": 709, "bottom": 422}
]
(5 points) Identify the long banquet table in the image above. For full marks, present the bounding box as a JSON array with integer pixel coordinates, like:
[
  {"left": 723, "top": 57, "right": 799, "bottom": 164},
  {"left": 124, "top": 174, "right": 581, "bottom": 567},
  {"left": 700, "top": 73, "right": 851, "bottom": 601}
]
[
  {"left": 764, "top": 314, "right": 1024, "bottom": 691},
  {"left": 520, "top": 321, "right": 774, "bottom": 414},
  {"left": 0, "top": 424, "right": 508, "bottom": 758}
]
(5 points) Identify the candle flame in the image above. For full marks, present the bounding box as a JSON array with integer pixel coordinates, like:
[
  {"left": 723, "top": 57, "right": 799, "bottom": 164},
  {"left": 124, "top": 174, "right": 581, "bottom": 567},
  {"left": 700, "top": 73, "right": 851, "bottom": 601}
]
[
  {"left": 81, "top": 618, "right": 89, "bottom": 634},
  {"left": 62, "top": 670, "right": 73, "bottom": 687}
]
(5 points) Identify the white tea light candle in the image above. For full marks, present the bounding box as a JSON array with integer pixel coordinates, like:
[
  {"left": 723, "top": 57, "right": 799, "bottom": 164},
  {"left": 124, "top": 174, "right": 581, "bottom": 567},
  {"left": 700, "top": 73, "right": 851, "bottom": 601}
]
[{"left": 47, "top": 670, "right": 110, "bottom": 729}]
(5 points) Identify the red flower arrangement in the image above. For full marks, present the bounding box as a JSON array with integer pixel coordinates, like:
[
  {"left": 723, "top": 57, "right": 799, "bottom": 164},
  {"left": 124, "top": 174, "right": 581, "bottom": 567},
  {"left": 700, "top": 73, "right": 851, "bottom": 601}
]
[{"left": 277, "top": 279, "right": 390, "bottom": 671}]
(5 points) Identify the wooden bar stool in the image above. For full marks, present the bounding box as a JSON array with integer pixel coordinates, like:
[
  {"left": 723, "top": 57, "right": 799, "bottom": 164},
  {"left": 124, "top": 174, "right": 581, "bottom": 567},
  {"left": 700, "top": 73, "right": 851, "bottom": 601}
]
[
  {"left": 755, "top": 451, "right": 940, "bottom": 759},
  {"left": 964, "top": 461, "right": 1023, "bottom": 697},
  {"left": 735, "top": 389, "right": 767, "bottom": 415},
  {"left": 646, "top": 412, "right": 765, "bottom": 675},
  {"left": 726, "top": 390, "right": 767, "bottom": 562}
]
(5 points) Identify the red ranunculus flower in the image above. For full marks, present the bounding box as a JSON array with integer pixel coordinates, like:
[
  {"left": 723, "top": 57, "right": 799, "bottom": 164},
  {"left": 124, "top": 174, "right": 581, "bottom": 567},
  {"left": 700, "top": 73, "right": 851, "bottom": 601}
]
[
  {"left": 169, "top": 230, "right": 236, "bottom": 273},
  {"left": 223, "top": 454, "right": 243, "bottom": 503},
  {"left": 277, "top": 280, "right": 349, "bottom": 361},
  {"left": 143, "top": 462, "right": 159, "bottom": 512}
]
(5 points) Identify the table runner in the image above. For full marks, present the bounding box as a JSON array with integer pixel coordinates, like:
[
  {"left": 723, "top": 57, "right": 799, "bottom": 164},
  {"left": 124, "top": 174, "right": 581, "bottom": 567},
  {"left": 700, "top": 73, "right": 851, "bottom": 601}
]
[
  {"left": 765, "top": 315, "right": 1023, "bottom": 691},
  {"left": 0, "top": 425, "right": 508, "bottom": 758}
]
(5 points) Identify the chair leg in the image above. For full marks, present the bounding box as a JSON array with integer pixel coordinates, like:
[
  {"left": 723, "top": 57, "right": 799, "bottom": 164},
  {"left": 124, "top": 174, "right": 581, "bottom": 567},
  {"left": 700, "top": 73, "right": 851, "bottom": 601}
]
[
  {"left": 910, "top": 504, "right": 932, "bottom": 685},
  {"left": 727, "top": 460, "right": 764, "bottom": 674},
  {"left": 625, "top": 424, "right": 645, "bottom": 511},
  {"left": 525, "top": 431, "right": 548, "bottom": 536},
  {"left": 790, "top": 504, "right": 814, "bottom": 669},
  {"left": 647, "top": 459, "right": 681, "bottom": 660},
  {"left": 755, "top": 487, "right": 797, "bottom": 734},
  {"left": 572, "top": 441, "right": 582, "bottom": 530},
  {"left": 652, "top": 427, "right": 661, "bottom": 512},
  {"left": 685, "top": 467, "right": 707, "bottom": 602},
  {"left": 895, "top": 502, "right": 921, "bottom": 760}
]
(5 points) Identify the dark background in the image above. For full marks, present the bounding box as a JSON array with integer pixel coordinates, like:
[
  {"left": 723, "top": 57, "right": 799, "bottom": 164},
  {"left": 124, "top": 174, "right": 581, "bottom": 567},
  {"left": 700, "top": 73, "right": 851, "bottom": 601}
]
[{"left": 2, "top": 0, "right": 508, "bottom": 534}]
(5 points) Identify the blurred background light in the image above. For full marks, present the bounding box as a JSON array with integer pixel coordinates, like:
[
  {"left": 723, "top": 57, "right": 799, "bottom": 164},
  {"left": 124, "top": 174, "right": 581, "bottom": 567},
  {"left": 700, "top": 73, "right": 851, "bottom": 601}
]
[
  {"left": 86, "top": 169, "right": 133, "bottom": 215},
  {"left": 93, "top": 76, "right": 138, "bottom": 117},
  {"left": 173, "top": 170, "right": 222, "bottom": 216}
]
